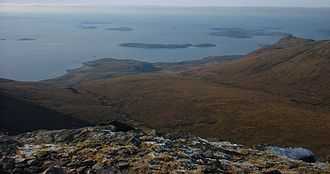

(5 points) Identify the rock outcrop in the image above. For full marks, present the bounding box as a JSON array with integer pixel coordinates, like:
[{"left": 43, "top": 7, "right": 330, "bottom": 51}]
[{"left": 0, "top": 124, "right": 329, "bottom": 174}]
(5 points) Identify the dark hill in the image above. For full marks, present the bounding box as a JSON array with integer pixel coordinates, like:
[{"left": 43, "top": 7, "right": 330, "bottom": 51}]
[{"left": 0, "top": 93, "right": 90, "bottom": 135}]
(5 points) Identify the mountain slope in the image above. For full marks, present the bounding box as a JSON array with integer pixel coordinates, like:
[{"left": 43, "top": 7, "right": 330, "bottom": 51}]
[
  {"left": 1, "top": 74, "right": 330, "bottom": 159},
  {"left": 0, "top": 36, "right": 330, "bottom": 159},
  {"left": 0, "top": 93, "right": 90, "bottom": 134},
  {"left": 187, "top": 36, "right": 330, "bottom": 106}
]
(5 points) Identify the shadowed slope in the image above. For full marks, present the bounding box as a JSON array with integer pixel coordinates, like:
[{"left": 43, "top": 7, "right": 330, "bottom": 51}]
[{"left": 0, "top": 93, "right": 90, "bottom": 135}]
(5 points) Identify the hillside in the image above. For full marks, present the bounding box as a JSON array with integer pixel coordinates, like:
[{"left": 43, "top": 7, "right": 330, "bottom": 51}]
[
  {"left": 0, "top": 93, "right": 90, "bottom": 135},
  {"left": 0, "top": 36, "right": 330, "bottom": 159},
  {"left": 44, "top": 58, "right": 160, "bottom": 87},
  {"left": 1, "top": 124, "right": 329, "bottom": 173},
  {"left": 44, "top": 55, "right": 241, "bottom": 87},
  {"left": 187, "top": 36, "right": 330, "bottom": 106}
]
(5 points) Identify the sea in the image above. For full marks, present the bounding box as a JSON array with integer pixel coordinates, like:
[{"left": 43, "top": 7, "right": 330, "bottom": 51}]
[{"left": 1, "top": 6, "right": 330, "bottom": 81}]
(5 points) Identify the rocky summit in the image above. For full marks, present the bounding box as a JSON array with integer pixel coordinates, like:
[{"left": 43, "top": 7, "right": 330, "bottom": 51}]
[{"left": 0, "top": 123, "right": 329, "bottom": 174}]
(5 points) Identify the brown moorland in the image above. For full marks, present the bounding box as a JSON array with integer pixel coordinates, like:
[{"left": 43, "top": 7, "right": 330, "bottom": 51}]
[{"left": 1, "top": 36, "right": 329, "bottom": 159}]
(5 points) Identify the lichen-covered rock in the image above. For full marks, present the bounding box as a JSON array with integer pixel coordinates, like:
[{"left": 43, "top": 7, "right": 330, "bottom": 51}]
[{"left": 0, "top": 124, "right": 329, "bottom": 174}]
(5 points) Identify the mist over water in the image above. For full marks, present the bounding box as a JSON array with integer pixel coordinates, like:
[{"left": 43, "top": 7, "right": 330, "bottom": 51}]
[{"left": 1, "top": 6, "right": 330, "bottom": 81}]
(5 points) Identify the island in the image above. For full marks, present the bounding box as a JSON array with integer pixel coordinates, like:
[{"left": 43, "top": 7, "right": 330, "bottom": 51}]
[
  {"left": 209, "top": 27, "right": 290, "bottom": 39},
  {"left": 80, "top": 26, "right": 98, "bottom": 29},
  {"left": 193, "top": 43, "right": 217, "bottom": 47},
  {"left": 17, "top": 38, "right": 36, "bottom": 41},
  {"left": 81, "top": 21, "right": 112, "bottom": 25},
  {"left": 119, "top": 43, "right": 216, "bottom": 49},
  {"left": 105, "top": 27, "right": 133, "bottom": 31}
]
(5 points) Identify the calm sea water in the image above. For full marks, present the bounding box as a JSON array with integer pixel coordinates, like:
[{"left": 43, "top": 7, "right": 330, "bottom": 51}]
[{"left": 1, "top": 6, "right": 330, "bottom": 81}]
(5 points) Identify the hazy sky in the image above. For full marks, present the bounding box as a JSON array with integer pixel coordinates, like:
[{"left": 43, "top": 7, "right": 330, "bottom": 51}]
[{"left": 1, "top": 0, "right": 330, "bottom": 7}]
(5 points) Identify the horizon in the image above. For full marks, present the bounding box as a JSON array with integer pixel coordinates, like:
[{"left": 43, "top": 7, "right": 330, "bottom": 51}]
[{"left": 1, "top": 0, "right": 330, "bottom": 8}]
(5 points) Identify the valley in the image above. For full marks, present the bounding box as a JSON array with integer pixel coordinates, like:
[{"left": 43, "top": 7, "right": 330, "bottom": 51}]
[{"left": 1, "top": 36, "right": 330, "bottom": 160}]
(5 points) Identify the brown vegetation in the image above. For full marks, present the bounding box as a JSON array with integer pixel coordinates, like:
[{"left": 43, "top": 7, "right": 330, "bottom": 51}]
[{"left": 1, "top": 36, "right": 329, "bottom": 159}]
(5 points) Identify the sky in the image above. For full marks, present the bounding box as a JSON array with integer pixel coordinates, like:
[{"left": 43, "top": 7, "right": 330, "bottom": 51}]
[{"left": 1, "top": 0, "right": 330, "bottom": 7}]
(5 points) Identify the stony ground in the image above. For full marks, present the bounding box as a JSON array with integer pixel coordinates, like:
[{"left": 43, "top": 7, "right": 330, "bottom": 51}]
[{"left": 0, "top": 123, "right": 329, "bottom": 174}]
